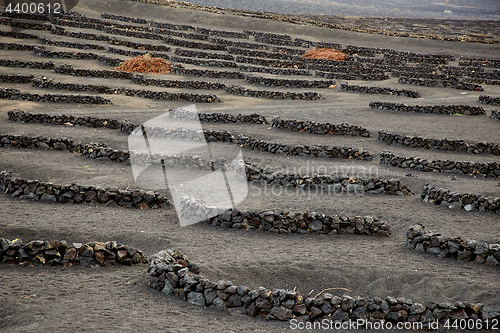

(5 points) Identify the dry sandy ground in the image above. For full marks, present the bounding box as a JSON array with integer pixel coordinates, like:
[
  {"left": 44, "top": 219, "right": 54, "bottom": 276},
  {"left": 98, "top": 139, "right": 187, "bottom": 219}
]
[{"left": 1, "top": 0, "right": 500, "bottom": 332}]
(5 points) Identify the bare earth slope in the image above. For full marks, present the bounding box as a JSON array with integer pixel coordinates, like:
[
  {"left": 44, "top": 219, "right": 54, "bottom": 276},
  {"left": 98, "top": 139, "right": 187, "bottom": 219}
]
[{"left": 0, "top": 0, "right": 499, "bottom": 332}]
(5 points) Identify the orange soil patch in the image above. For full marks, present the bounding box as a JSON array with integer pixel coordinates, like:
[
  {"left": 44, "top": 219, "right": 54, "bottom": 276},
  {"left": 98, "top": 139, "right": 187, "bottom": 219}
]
[
  {"left": 301, "top": 47, "right": 348, "bottom": 61},
  {"left": 113, "top": 54, "right": 171, "bottom": 74}
]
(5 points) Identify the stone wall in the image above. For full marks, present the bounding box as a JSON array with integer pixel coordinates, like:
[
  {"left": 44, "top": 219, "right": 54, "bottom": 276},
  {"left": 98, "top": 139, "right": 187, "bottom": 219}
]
[
  {"left": 107, "top": 46, "right": 170, "bottom": 59},
  {"left": 169, "top": 108, "right": 268, "bottom": 124},
  {"left": 101, "top": 12, "right": 148, "bottom": 24},
  {"left": 235, "top": 56, "right": 308, "bottom": 69},
  {"left": 0, "top": 59, "right": 55, "bottom": 69},
  {"left": 246, "top": 75, "right": 335, "bottom": 88},
  {"left": 369, "top": 101, "right": 486, "bottom": 116},
  {"left": 459, "top": 57, "right": 500, "bottom": 69},
  {"left": 51, "top": 25, "right": 112, "bottom": 42},
  {"left": 237, "top": 134, "right": 372, "bottom": 160},
  {"left": 0, "top": 238, "right": 148, "bottom": 267},
  {"left": 492, "top": 109, "right": 500, "bottom": 121},
  {"left": 0, "top": 42, "right": 36, "bottom": 51},
  {"left": 228, "top": 47, "right": 302, "bottom": 61},
  {"left": 131, "top": 76, "right": 226, "bottom": 90},
  {"left": 340, "top": 83, "right": 420, "bottom": 98},
  {"left": 315, "top": 71, "right": 389, "bottom": 81},
  {"left": 479, "top": 95, "right": 500, "bottom": 106},
  {"left": 211, "top": 37, "right": 269, "bottom": 50},
  {"left": 33, "top": 46, "right": 122, "bottom": 66},
  {"left": 239, "top": 65, "right": 311, "bottom": 76},
  {"left": 406, "top": 224, "right": 499, "bottom": 267},
  {"left": 243, "top": 162, "right": 412, "bottom": 196},
  {"left": 380, "top": 152, "right": 500, "bottom": 178},
  {"left": 271, "top": 116, "right": 370, "bottom": 137},
  {"left": 174, "top": 48, "right": 235, "bottom": 61},
  {"left": 378, "top": 130, "right": 500, "bottom": 155},
  {"left": 0, "top": 170, "right": 171, "bottom": 209},
  {"left": 170, "top": 67, "right": 246, "bottom": 79},
  {"left": 0, "top": 74, "right": 33, "bottom": 83},
  {"left": 148, "top": 248, "right": 499, "bottom": 326},
  {"left": 37, "top": 36, "right": 106, "bottom": 50},
  {"left": 31, "top": 77, "right": 220, "bottom": 103},
  {"left": 196, "top": 27, "right": 248, "bottom": 39},
  {"left": 0, "top": 87, "right": 112, "bottom": 104},
  {"left": 0, "top": 30, "right": 39, "bottom": 39},
  {"left": 223, "top": 85, "right": 320, "bottom": 100},
  {"left": 398, "top": 76, "right": 483, "bottom": 91},
  {"left": 163, "top": 36, "right": 227, "bottom": 51},
  {"left": 108, "top": 38, "right": 171, "bottom": 52},
  {"left": 421, "top": 184, "right": 500, "bottom": 214},
  {"left": 54, "top": 64, "right": 136, "bottom": 79},
  {"left": 171, "top": 56, "right": 238, "bottom": 68},
  {"left": 179, "top": 195, "right": 392, "bottom": 236}
]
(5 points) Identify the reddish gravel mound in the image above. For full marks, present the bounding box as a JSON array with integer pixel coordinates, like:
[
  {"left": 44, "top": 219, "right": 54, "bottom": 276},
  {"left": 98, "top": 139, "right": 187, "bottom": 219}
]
[
  {"left": 302, "top": 47, "right": 348, "bottom": 61},
  {"left": 113, "top": 53, "right": 171, "bottom": 73}
]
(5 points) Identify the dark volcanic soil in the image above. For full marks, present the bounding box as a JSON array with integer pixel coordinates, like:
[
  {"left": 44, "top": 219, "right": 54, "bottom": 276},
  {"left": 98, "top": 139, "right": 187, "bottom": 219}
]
[{"left": 0, "top": 0, "right": 499, "bottom": 332}]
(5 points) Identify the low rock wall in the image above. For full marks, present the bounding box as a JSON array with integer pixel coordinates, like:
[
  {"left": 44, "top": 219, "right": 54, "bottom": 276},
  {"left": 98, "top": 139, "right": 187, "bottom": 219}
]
[
  {"left": 224, "top": 85, "right": 320, "bottom": 100},
  {"left": 246, "top": 75, "right": 335, "bottom": 88},
  {"left": 171, "top": 56, "right": 238, "bottom": 68},
  {"left": 236, "top": 56, "right": 308, "bottom": 69},
  {"left": 211, "top": 37, "right": 269, "bottom": 50},
  {"left": 228, "top": 47, "right": 302, "bottom": 61},
  {"left": 492, "top": 109, "right": 500, "bottom": 121},
  {"left": 0, "top": 170, "right": 171, "bottom": 209},
  {"left": 378, "top": 130, "right": 500, "bottom": 155},
  {"left": 0, "top": 42, "right": 36, "bottom": 51},
  {"left": 174, "top": 48, "right": 235, "bottom": 61},
  {"left": 459, "top": 58, "right": 500, "bottom": 69},
  {"left": 0, "top": 238, "right": 148, "bottom": 267},
  {"left": 131, "top": 76, "right": 225, "bottom": 90},
  {"left": 406, "top": 224, "right": 499, "bottom": 267},
  {"left": 108, "top": 38, "right": 171, "bottom": 52},
  {"left": 237, "top": 134, "right": 372, "bottom": 160},
  {"left": 0, "top": 30, "right": 38, "bottom": 39},
  {"left": 33, "top": 46, "right": 122, "bottom": 66},
  {"left": 169, "top": 108, "right": 268, "bottom": 124},
  {"left": 479, "top": 95, "right": 500, "bottom": 105},
  {"left": 51, "top": 25, "right": 111, "bottom": 42},
  {"left": 101, "top": 12, "right": 148, "bottom": 24},
  {"left": 271, "top": 116, "right": 369, "bottom": 137},
  {"left": 398, "top": 76, "right": 483, "bottom": 91},
  {"left": 170, "top": 67, "right": 245, "bottom": 79},
  {"left": 0, "top": 59, "right": 54, "bottom": 69},
  {"left": 315, "top": 71, "right": 389, "bottom": 81},
  {"left": 0, "top": 87, "right": 112, "bottom": 104},
  {"left": 239, "top": 65, "right": 311, "bottom": 76},
  {"left": 163, "top": 36, "right": 227, "bottom": 51},
  {"left": 107, "top": 46, "right": 170, "bottom": 59},
  {"left": 340, "top": 83, "right": 420, "bottom": 98},
  {"left": 54, "top": 64, "right": 135, "bottom": 79},
  {"left": 179, "top": 195, "right": 391, "bottom": 236},
  {"left": 196, "top": 27, "right": 248, "bottom": 39},
  {"left": 421, "top": 184, "right": 500, "bottom": 214},
  {"left": 0, "top": 74, "right": 33, "bottom": 83},
  {"left": 31, "top": 77, "right": 220, "bottom": 103},
  {"left": 37, "top": 36, "right": 106, "bottom": 50},
  {"left": 380, "top": 152, "right": 500, "bottom": 178},
  {"left": 148, "top": 248, "right": 499, "bottom": 326},
  {"left": 369, "top": 101, "right": 486, "bottom": 116}
]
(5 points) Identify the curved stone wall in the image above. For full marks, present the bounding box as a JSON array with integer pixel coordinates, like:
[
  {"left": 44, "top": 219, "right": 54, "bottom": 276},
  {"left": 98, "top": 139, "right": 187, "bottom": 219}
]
[
  {"left": 406, "top": 224, "right": 499, "bottom": 267},
  {"left": 163, "top": 36, "right": 227, "bottom": 51},
  {"left": 171, "top": 56, "right": 238, "bottom": 68},
  {"left": 378, "top": 130, "right": 500, "bottom": 155},
  {"left": 0, "top": 59, "right": 54, "bottom": 69},
  {"left": 0, "top": 238, "right": 148, "bottom": 267},
  {"left": 237, "top": 134, "right": 372, "bottom": 160},
  {"left": 479, "top": 95, "right": 500, "bottom": 106},
  {"left": 0, "top": 170, "right": 171, "bottom": 209},
  {"left": 223, "top": 85, "right": 320, "bottom": 100},
  {"left": 340, "top": 83, "right": 420, "bottom": 98},
  {"left": 369, "top": 101, "right": 486, "bottom": 116},
  {"left": 174, "top": 48, "right": 235, "bottom": 61},
  {"left": 380, "top": 152, "right": 500, "bottom": 178},
  {"left": 170, "top": 67, "right": 246, "bottom": 79},
  {"left": 246, "top": 75, "right": 335, "bottom": 88},
  {"left": 37, "top": 36, "right": 106, "bottom": 50},
  {"left": 398, "top": 76, "right": 483, "bottom": 91},
  {"left": 421, "top": 184, "right": 500, "bottom": 214},
  {"left": 148, "top": 248, "right": 500, "bottom": 326},
  {"left": 239, "top": 65, "right": 311, "bottom": 76},
  {"left": 271, "top": 116, "right": 370, "bottom": 137},
  {"left": 180, "top": 195, "right": 392, "bottom": 236},
  {"left": 0, "top": 74, "right": 33, "bottom": 83},
  {"left": 0, "top": 87, "right": 112, "bottom": 104}
]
